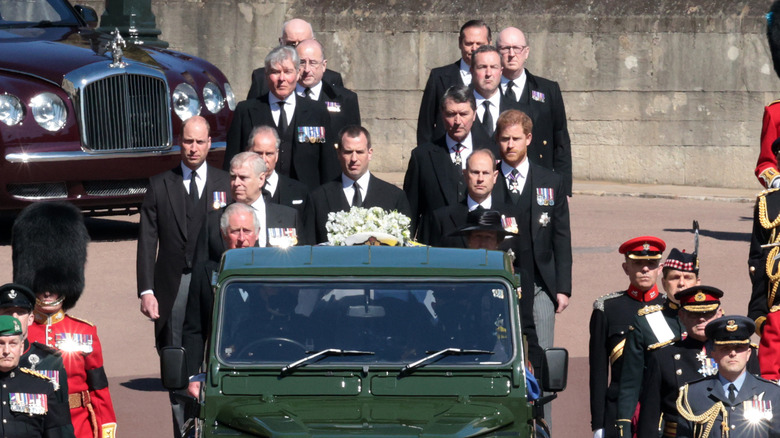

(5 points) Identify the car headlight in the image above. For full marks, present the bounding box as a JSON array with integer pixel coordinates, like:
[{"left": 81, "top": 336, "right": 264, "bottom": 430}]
[
  {"left": 172, "top": 83, "right": 200, "bottom": 121},
  {"left": 224, "top": 82, "right": 236, "bottom": 111},
  {"left": 203, "top": 82, "right": 224, "bottom": 114},
  {"left": 0, "top": 94, "right": 24, "bottom": 126},
  {"left": 30, "top": 92, "right": 67, "bottom": 132}
]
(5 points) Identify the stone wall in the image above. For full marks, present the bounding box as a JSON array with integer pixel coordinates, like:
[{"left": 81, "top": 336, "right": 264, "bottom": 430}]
[{"left": 83, "top": 0, "right": 780, "bottom": 189}]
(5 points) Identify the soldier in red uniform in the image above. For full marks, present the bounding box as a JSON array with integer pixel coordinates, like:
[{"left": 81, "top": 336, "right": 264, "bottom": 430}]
[
  {"left": 11, "top": 202, "right": 117, "bottom": 438},
  {"left": 755, "top": 1, "right": 780, "bottom": 188}
]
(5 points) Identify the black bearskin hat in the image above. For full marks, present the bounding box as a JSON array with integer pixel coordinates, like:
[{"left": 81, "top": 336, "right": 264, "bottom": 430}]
[
  {"left": 11, "top": 202, "right": 89, "bottom": 311},
  {"left": 769, "top": 1, "right": 780, "bottom": 77}
]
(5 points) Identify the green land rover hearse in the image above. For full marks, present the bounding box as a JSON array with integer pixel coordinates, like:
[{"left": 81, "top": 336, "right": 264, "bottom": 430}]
[{"left": 162, "top": 245, "right": 568, "bottom": 437}]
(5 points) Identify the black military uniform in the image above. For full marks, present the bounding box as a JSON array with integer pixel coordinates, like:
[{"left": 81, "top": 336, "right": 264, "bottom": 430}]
[
  {"left": 677, "top": 316, "right": 780, "bottom": 438},
  {"left": 0, "top": 315, "right": 70, "bottom": 437},
  {"left": 614, "top": 248, "right": 695, "bottom": 435},
  {"left": 0, "top": 284, "right": 72, "bottom": 438},
  {"left": 589, "top": 236, "right": 667, "bottom": 437}
]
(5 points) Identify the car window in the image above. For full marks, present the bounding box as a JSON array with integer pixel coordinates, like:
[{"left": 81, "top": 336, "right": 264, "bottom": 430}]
[
  {"left": 216, "top": 280, "right": 515, "bottom": 366},
  {"left": 0, "top": 0, "right": 79, "bottom": 28}
]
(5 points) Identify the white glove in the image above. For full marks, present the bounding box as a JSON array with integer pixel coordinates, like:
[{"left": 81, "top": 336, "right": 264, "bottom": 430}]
[
  {"left": 771, "top": 176, "right": 780, "bottom": 189},
  {"left": 593, "top": 429, "right": 604, "bottom": 438}
]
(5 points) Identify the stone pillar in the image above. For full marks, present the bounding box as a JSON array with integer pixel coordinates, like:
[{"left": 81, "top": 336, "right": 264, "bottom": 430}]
[{"left": 98, "top": 0, "right": 168, "bottom": 48}]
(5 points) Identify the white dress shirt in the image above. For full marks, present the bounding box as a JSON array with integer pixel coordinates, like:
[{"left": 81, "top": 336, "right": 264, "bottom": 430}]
[
  {"left": 501, "top": 69, "right": 527, "bottom": 102},
  {"left": 342, "top": 171, "right": 371, "bottom": 206},
  {"left": 474, "top": 90, "right": 501, "bottom": 133},
  {"left": 467, "top": 195, "right": 493, "bottom": 211},
  {"left": 459, "top": 59, "right": 472, "bottom": 86},
  {"left": 181, "top": 161, "right": 207, "bottom": 198},
  {"left": 296, "top": 81, "right": 323, "bottom": 101},
  {"left": 250, "top": 196, "right": 267, "bottom": 247},
  {"left": 264, "top": 171, "right": 279, "bottom": 198},
  {"left": 268, "top": 92, "right": 296, "bottom": 127},
  {"left": 445, "top": 134, "right": 474, "bottom": 169},
  {"left": 501, "top": 159, "right": 530, "bottom": 194}
]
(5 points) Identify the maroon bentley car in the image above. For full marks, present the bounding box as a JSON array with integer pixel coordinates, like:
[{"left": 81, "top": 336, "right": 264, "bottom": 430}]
[{"left": 0, "top": 0, "right": 234, "bottom": 215}]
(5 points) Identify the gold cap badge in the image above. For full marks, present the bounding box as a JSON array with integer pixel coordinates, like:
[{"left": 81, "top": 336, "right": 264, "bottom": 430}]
[{"left": 726, "top": 320, "right": 738, "bottom": 332}]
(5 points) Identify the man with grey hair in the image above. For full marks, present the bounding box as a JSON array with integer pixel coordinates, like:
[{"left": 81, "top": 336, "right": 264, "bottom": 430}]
[
  {"left": 225, "top": 46, "right": 338, "bottom": 190},
  {"left": 404, "top": 84, "right": 498, "bottom": 237},
  {"left": 182, "top": 203, "right": 259, "bottom": 399},
  {"left": 246, "top": 18, "right": 344, "bottom": 100},
  {"left": 246, "top": 125, "right": 309, "bottom": 216},
  {"left": 496, "top": 27, "right": 572, "bottom": 195}
]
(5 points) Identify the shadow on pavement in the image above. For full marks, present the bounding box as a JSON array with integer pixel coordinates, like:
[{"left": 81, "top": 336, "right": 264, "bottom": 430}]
[
  {"left": 120, "top": 377, "right": 166, "bottom": 392},
  {"left": 664, "top": 227, "right": 750, "bottom": 243}
]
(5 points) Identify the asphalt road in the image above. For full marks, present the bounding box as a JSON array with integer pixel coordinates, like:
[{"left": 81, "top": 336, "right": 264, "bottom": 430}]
[{"left": 0, "top": 192, "right": 758, "bottom": 436}]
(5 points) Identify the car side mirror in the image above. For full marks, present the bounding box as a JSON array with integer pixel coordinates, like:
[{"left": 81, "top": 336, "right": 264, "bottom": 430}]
[
  {"left": 73, "top": 5, "right": 98, "bottom": 28},
  {"left": 161, "top": 346, "right": 189, "bottom": 390},
  {"left": 541, "top": 348, "right": 568, "bottom": 393}
]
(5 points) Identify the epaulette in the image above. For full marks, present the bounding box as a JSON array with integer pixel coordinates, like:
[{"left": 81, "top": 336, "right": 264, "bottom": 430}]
[
  {"left": 20, "top": 367, "right": 51, "bottom": 381},
  {"left": 755, "top": 374, "right": 779, "bottom": 385},
  {"left": 638, "top": 304, "right": 663, "bottom": 317},
  {"left": 758, "top": 187, "right": 780, "bottom": 199},
  {"left": 593, "top": 291, "right": 624, "bottom": 312},
  {"left": 68, "top": 315, "right": 94, "bottom": 326},
  {"left": 30, "top": 341, "right": 61, "bottom": 357},
  {"left": 768, "top": 99, "right": 780, "bottom": 107},
  {"left": 751, "top": 342, "right": 759, "bottom": 350}
]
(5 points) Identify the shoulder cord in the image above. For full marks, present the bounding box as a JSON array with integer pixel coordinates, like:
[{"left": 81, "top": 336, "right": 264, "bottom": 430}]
[{"left": 676, "top": 385, "right": 729, "bottom": 438}]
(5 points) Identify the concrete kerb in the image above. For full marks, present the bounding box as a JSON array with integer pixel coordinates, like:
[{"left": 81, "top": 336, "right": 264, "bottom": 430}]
[{"left": 374, "top": 172, "right": 761, "bottom": 204}]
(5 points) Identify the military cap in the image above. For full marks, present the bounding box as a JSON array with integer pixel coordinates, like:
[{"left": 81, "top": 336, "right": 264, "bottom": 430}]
[
  {"left": 0, "top": 315, "right": 23, "bottom": 337},
  {"left": 705, "top": 315, "right": 754, "bottom": 345},
  {"left": 0, "top": 283, "right": 35, "bottom": 311},
  {"left": 619, "top": 236, "right": 666, "bottom": 260},
  {"left": 663, "top": 248, "right": 699, "bottom": 274},
  {"left": 675, "top": 286, "right": 723, "bottom": 313}
]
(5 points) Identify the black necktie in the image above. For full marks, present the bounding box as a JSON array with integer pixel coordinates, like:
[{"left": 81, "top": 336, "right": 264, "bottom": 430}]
[
  {"left": 505, "top": 80, "right": 517, "bottom": 102},
  {"left": 304, "top": 87, "right": 313, "bottom": 99},
  {"left": 481, "top": 101, "right": 494, "bottom": 138},
  {"left": 509, "top": 169, "right": 521, "bottom": 204},
  {"left": 277, "top": 101, "right": 288, "bottom": 134},
  {"left": 352, "top": 182, "right": 363, "bottom": 208},
  {"left": 474, "top": 205, "right": 486, "bottom": 212},
  {"left": 189, "top": 170, "right": 199, "bottom": 204},
  {"left": 728, "top": 383, "right": 736, "bottom": 403}
]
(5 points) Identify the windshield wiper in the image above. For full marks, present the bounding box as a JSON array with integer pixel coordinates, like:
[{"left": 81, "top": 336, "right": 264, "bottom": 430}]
[
  {"left": 281, "top": 349, "right": 374, "bottom": 375},
  {"left": 400, "top": 348, "right": 493, "bottom": 376},
  {"left": 26, "top": 20, "right": 55, "bottom": 28}
]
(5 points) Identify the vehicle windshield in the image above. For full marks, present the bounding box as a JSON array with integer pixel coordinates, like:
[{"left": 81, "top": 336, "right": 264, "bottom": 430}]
[
  {"left": 0, "top": 0, "right": 81, "bottom": 29},
  {"left": 216, "top": 280, "right": 515, "bottom": 367}
]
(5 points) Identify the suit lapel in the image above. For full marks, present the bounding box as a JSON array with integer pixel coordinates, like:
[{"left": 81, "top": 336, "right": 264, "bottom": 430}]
[
  {"left": 164, "top": 167, "right": 188, "bottom": 237},
  {"left": 429, "top": 140, "right": 459, "bottom": 205},
  {"left": 327, "top": 180, "right": 351, "bottom": 212},
  {"left": 363, "top": 175, "right": 379, "bottom": 207}
]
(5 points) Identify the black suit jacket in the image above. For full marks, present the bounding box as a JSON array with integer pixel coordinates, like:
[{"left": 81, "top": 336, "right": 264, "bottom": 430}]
[
  {"left": 270, "top": 172, "right": 310, "bottom": 216},
  {"left": 136, "top": 164, "right": 231, "bottom": 346},
  {"left": 316, "top": 81, "right": 361, "bottom": 141},
  {"left": 417, "top": 60, "right": 465, "bottom": 144},
  {"left": 403, "top": 129, "right": 499, "bottom": 238},
  {"left": 224, "top": 93, "right": 339, "bottom": 190},
  {"left": 198, "top": 201, "right": 305, "bottom": 265},
  {"left": 493, "top": 162, "right": 572, "bottom": 302},
  {"left": 247, "top": 67, "right": 343, "bottom": 100},
  {"left": 306, "top": 174, "right": 412, "bottom": 244},
  {"left": 510, "top": 70, "right": 572, "bottom": 195},
  {"left": 181, "top": 259, "right": 219, "bottom": 377}
]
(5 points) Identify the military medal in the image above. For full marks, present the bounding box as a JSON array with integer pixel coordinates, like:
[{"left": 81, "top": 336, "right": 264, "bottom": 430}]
[
  {"left": 695, "top": 349, "right": 718, "bottom": 377},
  {"left": 28, "top": 354, "right": 39, "bottom": 370},
  {"left": 298, "top": 126, "right": 326, "bottom": 144},
  {"left": 743, "top": 397, "right": 773, "bottom": 423},
  {"left": 326, "top": 101, "right": 341, "bottom": 112},
  {"left": 502, "top": 215, "right": 518, "bottom": 234},
  {"left": 212, "top": 191, "right": 227, "bottom": 210},
  {"left": 38, "top": 370, "right": 60, "bottom": 391},
  {"left": 532, "top": 90, "right": 546, "bottom": 102},
  {"left": 539, "top": 212, "right": 550, "bottom": 227},
  {"left": 536, "top": 188, "right": 554, "bottom": 206},
  {"left": 55, "top": 333, "right": 93, "bottom": 353},
  {"left": 268, "top": 228, "right": 298, "bottom": 248},
  {"left": 10, "top": 393, "right": 47, "bottom": 415}
]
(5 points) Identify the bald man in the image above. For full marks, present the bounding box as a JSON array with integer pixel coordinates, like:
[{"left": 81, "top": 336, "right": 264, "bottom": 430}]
[
  {"left": 496, "top": 27, "right": 572, "bottom": 195},
  {"left": 295, "top": 39, "right": 360, "bottom": 144},
  {"left": 247, "top": 18, "right": 344, "bottom": 100}
]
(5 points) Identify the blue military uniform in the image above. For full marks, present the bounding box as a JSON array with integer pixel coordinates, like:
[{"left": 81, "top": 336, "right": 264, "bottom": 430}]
[{"left": 677, "top": 315, "right": 780, "bottom": 438}]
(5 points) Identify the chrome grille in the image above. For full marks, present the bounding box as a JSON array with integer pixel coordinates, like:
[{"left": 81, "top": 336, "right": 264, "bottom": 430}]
[
  {"left": 81, "top": 73, "right": 171, "bottom": 152},
  {"left": 8, "top": 183, "right": 67, "bottom": 200},
  {"left": 83, "top": 180, "right": 149, "bottom": 197}
]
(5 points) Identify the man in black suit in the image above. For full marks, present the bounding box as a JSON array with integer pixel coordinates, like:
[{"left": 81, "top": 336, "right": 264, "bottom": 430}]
[
  {"left": 246, "top": 18, "right": 344, "bottom": 100},
  {"left": 306, "top": 126, "right": 411, "bottom": 244},
  {"left": 246, "top": 125, "right": 309, "bottom": 216},
  {"left": 497, "top": 27, "right": 572, "bottom": 195},
  {"left": 417, "top": 20, "right": 491, "bottom": 144},
  {"left": 404, "top": 85, "right": 498, "bottom": 238},
  {"left": 492, "top": 110, "right": 571, "bottom": 422},
  {"left": 225, "top": 45, "right": 339, "bottom": 191},
  {"left": 296, "top": 39, "right": 360, "bottom": 141},
  {"left": 183, "top": 203, "right": 259, "bottom": 398},
  {"left": 136, "top": 115, "right": 231, "bottom": 436},
  {"left": 471, "top": 44, "right": 518, "bottom": 140}
]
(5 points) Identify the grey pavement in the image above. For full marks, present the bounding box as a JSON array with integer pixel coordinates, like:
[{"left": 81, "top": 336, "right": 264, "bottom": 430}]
[{"left": 375, "top": 172, "right": 763, "bottom": 203}]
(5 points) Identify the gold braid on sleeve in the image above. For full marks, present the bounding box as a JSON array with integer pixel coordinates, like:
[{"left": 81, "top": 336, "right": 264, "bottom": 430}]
[
  {"left": 676, "top": 385, "right": 729, "bottom": 438},
  {"left": 760, "top": 195, "right": 780, "bottom": 309}
]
